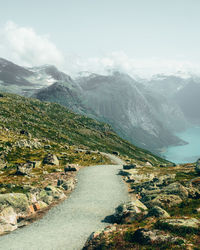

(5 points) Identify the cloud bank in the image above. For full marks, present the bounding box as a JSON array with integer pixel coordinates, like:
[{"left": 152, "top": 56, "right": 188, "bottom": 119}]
[
  {"left": 0, "top": 21, "right": 200, "bottom": 78},
  {"left": 0, "top": 21, "right": 64, "bottom": 67}
]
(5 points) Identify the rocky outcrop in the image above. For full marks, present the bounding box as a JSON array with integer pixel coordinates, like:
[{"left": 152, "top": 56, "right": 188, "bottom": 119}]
[
  {"left": 156, "top": 218, "right": 200, "bottom": 234},
  {"left": 132, "top": 228, "right": 184, "bottom": 245},
  {"left": 57, "top": 178, "right": 75, "bottom": 191},
  {"left": 113, "top": 200, "right": 147, "bottom": 223},
  {"left": 146, "top": 194, "right": 182, "bottom": 208},
  {"left": 14, "top": 139, "right": 42, "bottom": 149},
  {"left": 147, "top": 206, "right": 170, "bottom": 218}
]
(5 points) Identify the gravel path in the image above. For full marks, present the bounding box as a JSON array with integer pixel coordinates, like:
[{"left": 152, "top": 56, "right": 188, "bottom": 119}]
[{"left": 0, "top": 158, "right": 129, "bottom": 250}]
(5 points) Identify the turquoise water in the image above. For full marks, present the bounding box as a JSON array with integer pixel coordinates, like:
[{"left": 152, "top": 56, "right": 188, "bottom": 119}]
[{"left": 163, "top": 127, "right": 200, "bottom": 164}]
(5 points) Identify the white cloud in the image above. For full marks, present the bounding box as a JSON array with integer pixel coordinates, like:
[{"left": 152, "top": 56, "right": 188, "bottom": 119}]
[
  {"left": 68, "top": 51, "right": 200, "bottom": 79},
  {"left": 0, "top": 21, "right": 64, "bottom": 67}
]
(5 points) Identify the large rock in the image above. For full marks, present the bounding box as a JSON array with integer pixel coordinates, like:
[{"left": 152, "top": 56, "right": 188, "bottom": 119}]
[
  {"left": 44, "top": 185, "right": 66, "bottom": 200},
  {"left": 57, "top": 178, "right": 75, "bottom": 191},
  {"left": 114, "top": 200, "right": 147, "bottom": 223},
  {"left": 195, "top": 159, "right": 200, "bottom": 175},
  {"left": 43, "top": 154, "right": 59, "bottom": 166},
  {"left": 0, "top": 193, "right": 29, "bottom": 213},
  {"left": 0, "top": 206, "right": 17, "bottom": 225},
  {"left": 157, "top": 218, "right": 200, "bottom": 234},
  {"left": 132, "top": 228, "right": 184, "bottom": 245},
  {"left": 146, "top": 194, "right": 182, "bottom": 208},
  {"left": 163, "top": 182, "right": 188, "bottom": 200},
  {"left": 147, "top": 206, "right": 170, "bottom": 219},
  {"left": 0, "top": 223, "right": 17, "bottom": 235}
]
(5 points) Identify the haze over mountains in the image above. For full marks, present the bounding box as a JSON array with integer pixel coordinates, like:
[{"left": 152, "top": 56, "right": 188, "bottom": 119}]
[{"left": 0, "top": 57, "right": 199, "bottom": 154}]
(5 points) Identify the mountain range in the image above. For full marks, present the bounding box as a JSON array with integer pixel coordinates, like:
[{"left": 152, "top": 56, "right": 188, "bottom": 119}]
[{"left": 0, "top": 57, "right": 199, "bottom": 155}]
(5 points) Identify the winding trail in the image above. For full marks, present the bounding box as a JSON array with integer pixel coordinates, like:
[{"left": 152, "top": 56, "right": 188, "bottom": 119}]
[{"left": 0, "top": 155, "right": 129, "bottom": 250}]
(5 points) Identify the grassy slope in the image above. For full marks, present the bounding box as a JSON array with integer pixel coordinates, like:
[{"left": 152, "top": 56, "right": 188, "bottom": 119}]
[{"left": 0, "top": 92, "right": 169, "bottom": 165}]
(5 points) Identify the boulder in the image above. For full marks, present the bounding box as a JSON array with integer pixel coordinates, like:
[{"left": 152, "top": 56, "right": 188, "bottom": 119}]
[
  {"left": 0, "top": 206, "right": 17, "bottom": 225},
  {"left": 43, "top": 154, "right": 59, "bottom": 166},
  {"left": 114, "top": 200, "right": 147, "bottom": 223},
  {"left": 147, "top": 206, "right": 170, "bottom": 218},
  {"left": 157, "top": 218, "right": 200, "bottom": 234},
  {"left": 195, "top": 159, "right": 200, "bottom": 175},
  {"left": 146, "top": 194, "right": 182, "bottom": 208},
  {"left": 163, "top": 182, "right": 188, "bottom": 199},
  {"left": 132, "top": 228, "right": 184, "bottom": 245},
  {"left": 0, "top": 223, "right": 17, "bottom": 235},
  {"left": 0, "top": 193, "right": 29, "bottom": 213}
]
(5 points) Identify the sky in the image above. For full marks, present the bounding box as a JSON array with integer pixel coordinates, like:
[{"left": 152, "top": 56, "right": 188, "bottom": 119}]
[{"left": 0, "top": 0, "right": 200, "bottom": 77}]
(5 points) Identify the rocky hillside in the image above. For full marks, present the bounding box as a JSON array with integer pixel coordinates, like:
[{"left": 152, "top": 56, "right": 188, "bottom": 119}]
[
  {"left": 0, "top": 92, "right": 171, "bottom": 236},
  {"left": 84, "top": 159, "right": 200, "bottom": 249}
]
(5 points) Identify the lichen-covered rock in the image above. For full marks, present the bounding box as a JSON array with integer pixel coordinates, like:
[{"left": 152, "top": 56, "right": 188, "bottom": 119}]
[
  {"left": 0, "top": 193, "right": 29, "bottom": 213},
  {"left": 0, "top": 206, "right": 17, "bottom": 225},
  {"left": 43, "top": 154, "right": 59, "bottom": 166},
  {"left": 157, "top": 218, "right": 200, "bottom": 233},
  {"left": 132, "top": 228, "right": 184, "bottom": 245},
  {"left": 147, "top": 206, "right": 170, "bottom": 218},
  {"left": 163, "top": 182, "right": 188, "bottom": 199},
  {"left": 114, "top": 200, "right": 147, "bottom": 223},
  {"left": 146, "top": 194, "right": 182, "bottom": 208}
]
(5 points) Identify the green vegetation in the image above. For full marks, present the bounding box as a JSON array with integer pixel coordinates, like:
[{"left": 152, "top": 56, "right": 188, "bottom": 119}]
[{"left": 0, "top": 92, "right": 169, "bottom": 164}]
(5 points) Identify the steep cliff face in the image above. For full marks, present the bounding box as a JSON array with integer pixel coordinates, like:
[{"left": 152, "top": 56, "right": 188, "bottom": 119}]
[{"left": 76, "top": 72, "right": 185, "bottom": 152}]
